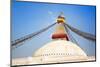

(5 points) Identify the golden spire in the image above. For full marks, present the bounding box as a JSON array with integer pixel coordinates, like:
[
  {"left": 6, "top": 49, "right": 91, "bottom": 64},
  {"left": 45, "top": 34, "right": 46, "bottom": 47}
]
[
  {"left": 52, "top": 12, "right": 69, "bottom": 40},
  {"left": 57, "top": 12, "right": 65, "bottom": 23}
]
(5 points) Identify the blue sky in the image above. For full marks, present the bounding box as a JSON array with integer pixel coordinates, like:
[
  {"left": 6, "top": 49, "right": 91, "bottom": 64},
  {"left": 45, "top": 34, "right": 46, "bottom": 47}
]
[{"left": 12, "top": 0, "right": 96, "bottom": 58}]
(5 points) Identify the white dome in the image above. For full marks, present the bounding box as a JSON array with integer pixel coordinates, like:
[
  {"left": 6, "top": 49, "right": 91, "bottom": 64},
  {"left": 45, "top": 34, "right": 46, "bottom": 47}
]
[{"left": 33, "top": 40, "right": 87, "bottom": 63}]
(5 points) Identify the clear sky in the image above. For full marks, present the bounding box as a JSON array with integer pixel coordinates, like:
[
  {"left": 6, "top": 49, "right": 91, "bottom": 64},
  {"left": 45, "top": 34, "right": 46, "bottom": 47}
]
[{"left": 12, "top": 0, "right": 96, "bottom": 58}]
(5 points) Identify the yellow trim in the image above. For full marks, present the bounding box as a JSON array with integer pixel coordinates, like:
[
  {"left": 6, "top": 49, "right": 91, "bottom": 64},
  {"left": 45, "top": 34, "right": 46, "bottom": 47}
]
[
  {"left": 56, "top": 25, "right": 65, "bottom": 30},
  {"left": 57, "top": 18, "right": 65, "bottom": 23}
]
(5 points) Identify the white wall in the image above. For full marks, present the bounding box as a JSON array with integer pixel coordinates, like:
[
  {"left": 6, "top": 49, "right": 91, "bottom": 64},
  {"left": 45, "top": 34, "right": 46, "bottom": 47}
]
[
  {"left": 18, "top": 0, "right": 96, "bottom": 5},
  {"left": 0, "top": 0, "right": 100, "bottom": 67}
]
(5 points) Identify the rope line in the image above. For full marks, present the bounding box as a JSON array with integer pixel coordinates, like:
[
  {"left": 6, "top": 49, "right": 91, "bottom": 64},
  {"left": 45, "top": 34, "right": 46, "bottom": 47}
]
[
  {"left": 64, "top": 23, "right": 96, "bottom": 41},
  {"left": 12, "top": 23, "right": 56, "bottom": 47},
  {"left": 63, "top": 24, "right": 79, "bottom": 46}
]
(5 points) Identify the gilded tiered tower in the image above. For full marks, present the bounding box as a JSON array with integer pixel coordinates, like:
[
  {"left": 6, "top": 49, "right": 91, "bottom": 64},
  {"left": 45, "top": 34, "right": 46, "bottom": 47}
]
[{"left": 52, "top": 13, "right": 69, "bottom": 40}]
